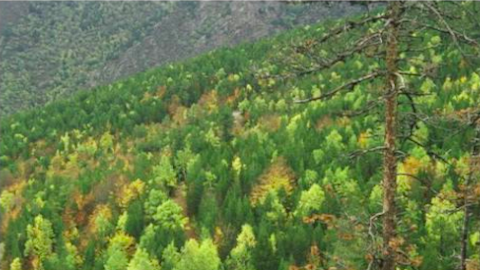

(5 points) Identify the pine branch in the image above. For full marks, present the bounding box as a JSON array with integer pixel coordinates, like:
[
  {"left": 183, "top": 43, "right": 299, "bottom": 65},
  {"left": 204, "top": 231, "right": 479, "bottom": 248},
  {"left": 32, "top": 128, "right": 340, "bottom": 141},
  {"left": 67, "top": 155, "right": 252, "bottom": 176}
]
[
  {"left": 423, "top": 2, "right": 478, "bottom": 64},
  {"left": 336, "top": 98, "right": 382, "bottom": 118},
  {"left": 294, "top": 71, "right": 382, "bottom": 103},
  {"left": 293, "top": 30, "right": 385, "bottom": 78},
  {"left": 348, "top": 146, "right": 386, "bottom": 160},
  {"left": 366, "top": 211, "right": 385, "bottom": 270},
  {"left": 316, "top": 14, "right": 387, "bottom": 45}
]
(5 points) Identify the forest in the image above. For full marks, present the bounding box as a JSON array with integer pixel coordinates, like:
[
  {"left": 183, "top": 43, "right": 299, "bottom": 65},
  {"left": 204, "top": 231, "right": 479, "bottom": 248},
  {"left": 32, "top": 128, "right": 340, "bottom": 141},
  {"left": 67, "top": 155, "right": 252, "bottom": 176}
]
[{"left": 0, "top": 1, "right": 480, "bottom": 270}]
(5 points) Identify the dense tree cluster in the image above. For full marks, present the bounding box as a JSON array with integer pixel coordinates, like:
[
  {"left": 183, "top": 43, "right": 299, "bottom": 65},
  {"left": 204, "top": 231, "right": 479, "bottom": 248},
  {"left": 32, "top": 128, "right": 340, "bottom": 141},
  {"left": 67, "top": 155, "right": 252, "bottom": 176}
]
[{"left": 1, "top": 2, "right": 480, "bottom": 270}]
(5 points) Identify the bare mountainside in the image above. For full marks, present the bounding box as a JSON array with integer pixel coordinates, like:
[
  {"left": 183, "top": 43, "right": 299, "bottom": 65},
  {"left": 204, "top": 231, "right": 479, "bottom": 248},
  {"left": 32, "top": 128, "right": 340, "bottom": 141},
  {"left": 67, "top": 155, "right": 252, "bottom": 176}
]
[
  {"left": 94, "top": 2, "right": 367, "bottom": 84},
  {"left": 0, "top": 1, "right": 367, "bottom": 116}
]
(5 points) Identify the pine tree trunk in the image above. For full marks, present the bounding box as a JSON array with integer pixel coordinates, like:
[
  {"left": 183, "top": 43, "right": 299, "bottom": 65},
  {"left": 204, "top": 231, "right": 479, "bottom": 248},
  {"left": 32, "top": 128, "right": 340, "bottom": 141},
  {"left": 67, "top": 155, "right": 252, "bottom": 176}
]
[
  {"left": 462, "top": 125, "right": 480, "bottom": 270},
  {"left": 382, "top": 2, "right": 402, "bottom": 270}
]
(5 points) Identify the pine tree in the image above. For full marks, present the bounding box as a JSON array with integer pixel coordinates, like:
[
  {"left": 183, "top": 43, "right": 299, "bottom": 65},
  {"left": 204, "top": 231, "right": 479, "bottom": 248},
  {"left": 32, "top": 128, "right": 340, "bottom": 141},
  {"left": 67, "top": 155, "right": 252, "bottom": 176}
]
[
  {"left": 152, "top": 154, "right": 177, "bottom": 191},
  {"left": 127, "top": 247, "right": 160, "bottom": 270},
  {"left": 295, "top": 184, "right": 325, "bottom": 217},
  {"left": 125, "top": 200, "right": 145, "bottom": 239},
  {"left": 104, "top": 232, "right": 134, "bottom": 270},
  {"left": 24, "top": 215, "right": 55, "bottom": 270},
  {"left": 104, "top": 247, "right": 128, "bottom": 270},
  {"left": 174, "top": 239, "right": 221, "bottom": 270},
  {"left": 154, "top": 199, "right": 186, "bottom": 231},
  {"left": 288, "top": 2, "right": 479, "bottom": 269},
  {"left": 10, "top": 258, "right": 22, "bottom": 270},
  {"left": 161, "top": 242, "right": 181, "bottom": 270},
  {"left": 226, "top": 224, "right": 257, "bottom": 270}
]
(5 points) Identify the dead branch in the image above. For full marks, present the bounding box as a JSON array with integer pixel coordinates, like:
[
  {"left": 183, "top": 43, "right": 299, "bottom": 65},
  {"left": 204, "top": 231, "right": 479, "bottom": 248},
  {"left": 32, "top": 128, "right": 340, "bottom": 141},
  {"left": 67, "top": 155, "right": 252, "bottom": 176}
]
[
  {"left": 294, "top": 71, "right": 382, "bottom": 103},
  {"left": 423, "top": 2, "right": 476, "bottom": 64},
  {"left": 316, "top": 14, "right": 388, "bottom": 45},
  {"left": 366, "top": 211, "right": 385, "bottom": 270},
  {"left": 398, "top": 71, "right": 423, "bottom": 77},
  {"left": 397, "top": 173, "right": 439, "bottom": 195},
  {"left": 293, "top": 30, "right": 385, "bottom": 78},
  {"left": 337, "top": 98, "right": 382, "bottom": 118},
  {"left": 349, "top": 146, "right": 386, "bottom": 160},
  {"left": 405, "top": 137, "right": 450, "bottom": 165},
  {"left": 398, "top": 87, "right": 419, "bottom": 143},
  {"left": 413, "top": 22, "right": 479, "bottom": 47}
]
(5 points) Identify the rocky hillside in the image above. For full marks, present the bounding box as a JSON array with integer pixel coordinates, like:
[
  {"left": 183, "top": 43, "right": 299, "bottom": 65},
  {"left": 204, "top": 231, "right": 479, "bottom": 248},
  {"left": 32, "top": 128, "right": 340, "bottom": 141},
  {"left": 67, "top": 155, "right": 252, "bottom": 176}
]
[
  {"left": 94, "top": 2, "right": 367, "bottom": 84},
  {"left": 0, "top": 1, "right": 367, "bottom": 116}
]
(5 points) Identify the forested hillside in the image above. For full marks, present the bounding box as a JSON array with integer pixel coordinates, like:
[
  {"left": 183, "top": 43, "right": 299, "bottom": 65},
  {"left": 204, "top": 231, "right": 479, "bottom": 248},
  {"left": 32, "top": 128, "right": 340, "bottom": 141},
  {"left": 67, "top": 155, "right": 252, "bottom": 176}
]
[
  {"left": 1, "top": 2, "right": 480, "bottom": 270},
  {"left": 0, "top": 1, "right": 366, "bottom": 116}
]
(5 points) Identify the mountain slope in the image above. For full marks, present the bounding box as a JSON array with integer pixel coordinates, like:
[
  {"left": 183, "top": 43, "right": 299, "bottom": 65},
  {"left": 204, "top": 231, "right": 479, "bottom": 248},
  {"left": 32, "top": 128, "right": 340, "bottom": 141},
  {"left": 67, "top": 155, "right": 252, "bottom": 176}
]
[
  {"left": 1, "top": 3, "right": 480, "bottom": 270},
  {"left": 0, "top": 1, "right": 366, "bottom": 116},
  {"left": 94, "top": 2, "right": 367, "bottom": 85}
]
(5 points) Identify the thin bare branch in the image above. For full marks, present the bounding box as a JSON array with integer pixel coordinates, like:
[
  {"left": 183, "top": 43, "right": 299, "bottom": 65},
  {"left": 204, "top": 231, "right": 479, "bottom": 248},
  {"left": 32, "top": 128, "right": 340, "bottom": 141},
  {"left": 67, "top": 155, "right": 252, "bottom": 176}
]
[
  {"left": 294, "top": 71, "right": 382, "bottom": 103},
  {"left": 293, "top": 30, "right": 385, "bottom": 78},
  {"left": 349, "top": 146, "right": 386, "bottom": 160},
  {"left": 337, "top": 99, "right": 382, "bottom": 118},
  {"left": 398, "top": 86, "right": 419, "bottom": 143},
  {"left": 406, "top": 137, "right": 450, "bottom": 164},
  {"left": 423, "top": 2, "right": 476, "bottom": 64},
  {"left": 366, "top": 211, "right": 385, "bottom": 270},
  {"left": 398, "top": 71, "right": 423, "bottom": 77},
  {"left": 317, "top": 14, "right": 387, "bottom": 45}
]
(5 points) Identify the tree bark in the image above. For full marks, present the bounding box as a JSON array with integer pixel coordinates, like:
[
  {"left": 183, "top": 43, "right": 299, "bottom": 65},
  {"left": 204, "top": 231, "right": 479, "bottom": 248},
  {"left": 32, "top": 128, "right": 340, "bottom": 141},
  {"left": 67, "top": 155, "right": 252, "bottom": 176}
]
[
  {"left": 462, "top": 124, "right": 480, "bottom": 270},
  {"left": 382, "top": 2, "right": 403, "bottom": 270}
]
